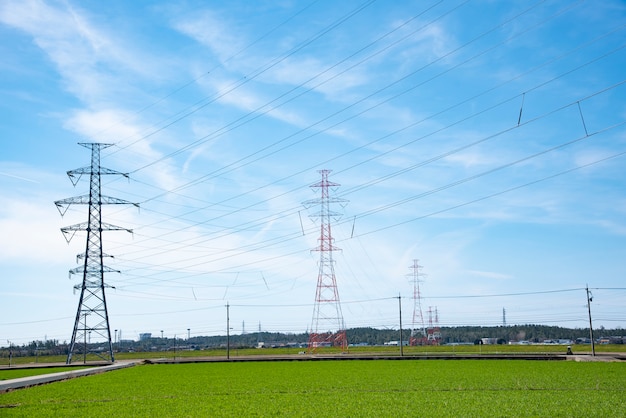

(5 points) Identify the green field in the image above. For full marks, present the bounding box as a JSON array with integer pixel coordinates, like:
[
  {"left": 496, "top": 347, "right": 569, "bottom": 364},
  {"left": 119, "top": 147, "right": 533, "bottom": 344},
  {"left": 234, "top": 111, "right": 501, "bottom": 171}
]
[
  {"left": 1, "top": 359, "right": 624, "bottom": 416},
  {"left": 3, "top": 343, "right": 622, "bottom": 367},
  {"left": 0, "top": 367, "right": 90, "bottom": 381}
]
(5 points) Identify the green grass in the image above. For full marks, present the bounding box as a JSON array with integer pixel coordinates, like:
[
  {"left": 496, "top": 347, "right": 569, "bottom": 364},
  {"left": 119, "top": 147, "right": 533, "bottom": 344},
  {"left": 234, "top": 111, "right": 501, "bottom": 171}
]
[
  {"left": 101, "top": 343, "right": 626, "bottom": 358},
  {"left": 0, "top": 367, "right": 90, "bottom": 381},
  {"left": 1, "top": 343, "right": 622, "bottom": 366},
  {"left": 1, "top": 360, "right": 624, "bottom": 416}
]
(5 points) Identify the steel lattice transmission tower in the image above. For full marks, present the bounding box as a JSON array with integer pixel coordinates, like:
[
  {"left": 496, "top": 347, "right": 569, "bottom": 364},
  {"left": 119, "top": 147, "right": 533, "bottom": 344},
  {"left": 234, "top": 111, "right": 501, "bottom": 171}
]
[
  {"left": 303, "top": 169, "right": 348, "bottom": 352},
  {"left": 426, "top": 306, "right": 441, "bottom": 345},
  {"left": 55, "top": 143, "right": 138, "bottom": 364},
  {"left": 408, "top": 259, "right": 427, "bottom": 346}
]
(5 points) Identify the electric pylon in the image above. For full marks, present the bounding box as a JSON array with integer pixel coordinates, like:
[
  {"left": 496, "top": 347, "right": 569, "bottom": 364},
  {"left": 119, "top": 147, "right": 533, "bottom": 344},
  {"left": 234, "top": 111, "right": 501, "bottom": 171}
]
[
  {"left": 426, "top": 306, "right": 441, "bottom": 345},
  {"left": 408, "top": 259, "right": 426, "bottom": 346},
  {"left": 55, "top": 143, "right": 137, "bottom": 364},
  {"left": 303, "top": 169, "right": 348, "bottom": 352}
]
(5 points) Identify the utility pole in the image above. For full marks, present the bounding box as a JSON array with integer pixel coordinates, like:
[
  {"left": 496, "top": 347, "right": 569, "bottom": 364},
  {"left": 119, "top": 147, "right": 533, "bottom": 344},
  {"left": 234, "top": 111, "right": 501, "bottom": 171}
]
[
  {"left": 398, "top": 294, "right": 403, "bottom": 357},
  {"left": 226, "top": 302, "right": 231, "bottom": 360},
  {"left": 55, "top": 143, "right": 138, "bottom": 364},
  {"left": 586, "top": 285, "right": 595, "bottom": 357},
  {"left": 83, "top": 312, "right": 88, "bottom": 364}
]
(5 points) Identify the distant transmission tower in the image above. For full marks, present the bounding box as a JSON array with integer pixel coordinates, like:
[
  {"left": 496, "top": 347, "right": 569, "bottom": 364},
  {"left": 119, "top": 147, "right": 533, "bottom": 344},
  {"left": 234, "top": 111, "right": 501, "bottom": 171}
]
[
  {"left": 426, "top": 306, "right": 441, "bottom": 345},
  {"left": 408, "top": 259, "right": 426, "bottom": 346},
  {"left": 55, "top": 143, "right": 137, "bottom": 364},
  {"left": 303, "top": 169, "right": 348, "bottom": 352}
]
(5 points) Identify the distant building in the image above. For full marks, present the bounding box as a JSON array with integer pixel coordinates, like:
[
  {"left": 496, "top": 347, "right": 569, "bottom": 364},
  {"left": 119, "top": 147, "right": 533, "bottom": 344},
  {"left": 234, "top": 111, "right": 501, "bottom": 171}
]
[
  {"left": 384, "top": 340, "right": 409, "bottom": 346},
  {"left": 139, "top": 333, "right": 152, "bottom": 341}
]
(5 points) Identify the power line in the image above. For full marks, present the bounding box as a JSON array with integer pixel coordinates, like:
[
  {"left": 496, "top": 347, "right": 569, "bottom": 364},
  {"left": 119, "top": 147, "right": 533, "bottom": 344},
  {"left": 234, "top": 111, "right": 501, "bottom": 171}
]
[
  {"left": 112, "top": 129, "right": 626, "bottom": 288},
  {"left": 105, "top": 81, "right": 625, "bottom": 276},
  {"left": 99, "top": 0, "right": 324, "bottom": 151},
  {"left": 103, "top": 1, "right": 602, "bottom": 254},
  {"left": 120, "top": 0, "right": 379, "bottom": 172}
]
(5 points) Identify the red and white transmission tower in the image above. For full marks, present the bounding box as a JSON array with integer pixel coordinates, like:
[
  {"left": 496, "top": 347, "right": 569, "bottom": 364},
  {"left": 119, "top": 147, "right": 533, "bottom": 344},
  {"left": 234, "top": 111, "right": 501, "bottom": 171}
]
[
  {"left": 426, "top": 306, "right": 442, "bottom": 345},
  {"left": 408, "top": 259, "right": 427, "bottom": 346},
  {"left": 303, "top": 169, "right": 348, "bottom": 352}
]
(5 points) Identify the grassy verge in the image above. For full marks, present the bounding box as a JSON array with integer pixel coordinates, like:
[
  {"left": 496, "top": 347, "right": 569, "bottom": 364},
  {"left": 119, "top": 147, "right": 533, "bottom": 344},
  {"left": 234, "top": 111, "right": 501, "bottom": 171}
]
[
  {"left": 1, "top": 343, "right": 622, "bottom": 366},
  {"left": 114, "top": 343, "right": 622, "bottom": 359},
  {"left": 1, "top": 360, "right": 624, "bottom": 416},
  {"left": 0, "top": 367, "right": 91, "bottom": 381}
]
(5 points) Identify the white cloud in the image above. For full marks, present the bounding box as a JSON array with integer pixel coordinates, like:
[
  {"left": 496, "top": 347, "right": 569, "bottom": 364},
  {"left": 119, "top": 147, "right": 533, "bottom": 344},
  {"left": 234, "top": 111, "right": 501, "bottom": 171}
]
[
  {"left": 198, "top": 76, "right": 309, "bottom": 128},
  {"left": 386, "top": 20, "right": 455, "bottom": 73},
  {"left": 172, "top": 9, "right": 245, "bottom": 67},
  {"left": 0, "top": 0, "right": 161, "bottom": 105},
  {"left": 466, "top": 270, "right": 513, "bottom": 280},
  {"left": 0, "top": 169, "right": 68, "bottom": 264},
  {"left": 443, "top": 149, "right": 500, "bottom": 168},
  {"left": 573, "top": 148, "right": 617, "bottom": 169}
]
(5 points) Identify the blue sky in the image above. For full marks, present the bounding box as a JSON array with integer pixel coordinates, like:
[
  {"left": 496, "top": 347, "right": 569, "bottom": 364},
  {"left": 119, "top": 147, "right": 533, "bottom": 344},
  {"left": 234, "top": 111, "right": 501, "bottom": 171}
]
[{"left": 1, "top": 0, "right": 625, "bottom": 346}]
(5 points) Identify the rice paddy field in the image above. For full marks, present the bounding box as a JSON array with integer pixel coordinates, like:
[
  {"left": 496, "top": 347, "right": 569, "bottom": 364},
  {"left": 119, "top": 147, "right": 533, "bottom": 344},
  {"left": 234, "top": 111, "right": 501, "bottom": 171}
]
[
  {"left": 1, "top": 359, "right": 624, "bottom": 417},
  {"left": 3, "top": 343, "right": 623, "bottom": 368}
]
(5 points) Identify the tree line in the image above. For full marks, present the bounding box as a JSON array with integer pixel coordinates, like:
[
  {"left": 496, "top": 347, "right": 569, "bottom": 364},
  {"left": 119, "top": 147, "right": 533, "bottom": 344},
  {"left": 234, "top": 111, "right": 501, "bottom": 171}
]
[{"left": 1, "top": 325, "right": 623, "bottom": 357}]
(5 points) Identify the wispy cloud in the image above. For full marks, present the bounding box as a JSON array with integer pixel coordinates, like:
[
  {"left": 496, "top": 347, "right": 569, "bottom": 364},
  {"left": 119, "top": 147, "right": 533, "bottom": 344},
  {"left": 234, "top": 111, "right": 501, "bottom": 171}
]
[
  {"left": 466, "top": 270, "right": 513, "bottom": 280},
  {"left": 0, "top": 0, "right": 161, "bottom": 104},
  {"left": 172, "top": 9, "right": 246, "bottom": 68},
  {"left": 0, "top": 170, "right": 39, "bottom": 183}
]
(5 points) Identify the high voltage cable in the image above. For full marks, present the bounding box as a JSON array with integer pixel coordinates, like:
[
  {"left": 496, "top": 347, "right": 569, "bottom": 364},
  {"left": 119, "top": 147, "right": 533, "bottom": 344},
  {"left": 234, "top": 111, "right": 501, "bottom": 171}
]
[
  {"left": 82, "top": 288, "right": 596, "bottom": 312},
  {"left": 98, "top": 0, "right": 324, "bottom": 149},
  {"left": 106, "top": 19, "right": 626, "bottom": 238},
  {"left": 105, "top": 0, "right": 577, "bottom": 242},
  {"left": 113, "top": 124, "right": 626, "bottom": 286},
  {"left": 84, "top": 3, "right": 620, "bottom": 286},
  {"left": 426, "top": 288, "right": 585, "bottom": 299},
  {"left": 112, "top": 0, "right": 588, "bottom": 248},
  {"left": 108, "top": 0, "right": 464, "bottom": 201},
  {"left": 335, "top": 42, "right": 626, "bottom": 194},
  {"left": 111, "top": 114, "right": 616, "bottom": 282},
  {"left": 117, "top": 0, "right": 379, "bottom": 171},
  {"left": 100, "top": 0, "right": 455, "bottom": 229},
  {"left": 99, "top": 1, "right": 458, "bottom": 226},
  {"left": 121, "top": 0, "right": 447, "bottom": 175},
  {"left": 111, "top": 106, "right": 624, "bottom": 280},
  {"left": 98, "top": 0, "right": 329, "bottom": 153},
  {"left": 114, "top": 33, "right": 626, "bottom": 254},
  {"left": 348, "top": 126, "right": 626, "bottom": 239},
  {"left": 343, "top": 83, "right": 626, "bottom": 220},
  {"left": 119, "top": 0, "right": 543, "bottom": 204},
  {"left": 107, "top": 80, "right": 624, "bottom": 270}
]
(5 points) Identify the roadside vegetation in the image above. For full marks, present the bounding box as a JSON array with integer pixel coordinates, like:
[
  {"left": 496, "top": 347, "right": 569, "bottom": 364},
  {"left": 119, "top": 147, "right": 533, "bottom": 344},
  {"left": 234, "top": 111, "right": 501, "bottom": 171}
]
[
  {"left": 0, "top": 367, "right": 90, "bottom": 381},
  {"left": 1, "top": 343, "right": 624, "bottom": 367}
]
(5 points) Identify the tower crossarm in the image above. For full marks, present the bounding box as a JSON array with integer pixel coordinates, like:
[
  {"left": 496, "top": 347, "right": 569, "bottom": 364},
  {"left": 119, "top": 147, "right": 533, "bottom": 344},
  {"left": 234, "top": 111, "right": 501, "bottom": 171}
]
[
  {"left": 76, "top": 252, "right": 114, "bottom": 262},
  {"left": 55, "top": 195, "right": 138, "bottom": 216},
  {"left": 60, "top": 222, "right": 133, "bottom": 243},
  {"left": 67, "top": 167, "right": 130, "bottom": 186},
  {"left": 69, "top": 265, "right": 121, "bottom": 277},
  {"left": 302, "top": 197, "right": 348, "bottom": 208},
  {"left": 61, "top": 221, "right": 133, "bottom": 232}
]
